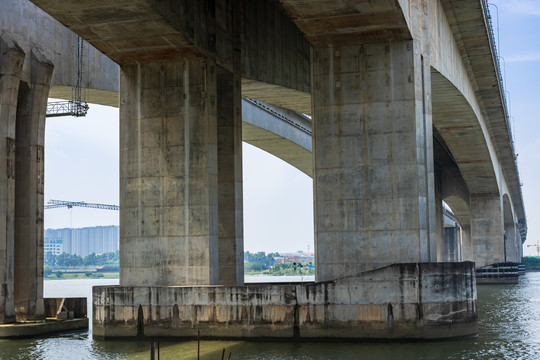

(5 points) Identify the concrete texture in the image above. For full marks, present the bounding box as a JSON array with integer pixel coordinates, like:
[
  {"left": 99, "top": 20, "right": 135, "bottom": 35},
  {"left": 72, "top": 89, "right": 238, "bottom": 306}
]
[
  {"left": 14, "top": 48, "right": 53, "bottom": 321},
  {"left": 470, "top": 195, "right": 504, "bottom": 268},
  {"left": 217, "top": 64, "right": 244, "bottom": 286},
  {"left": 93, "top": 262, "right": 477, "bottom": 340},
  {"left": 0, "top": 33, "right": 24, "bottom": 324},
  {"left": 120, "top": 59, "right": 221, "bottom": 286},
  {"left": 0, "top": 318, "right": 88, "bottom": 338},
  {"left": 311, "top": 41, "right": 437, "bottom": 281},
  {"left": 0, "top": 297, "right": 87, "bottom": 338}
]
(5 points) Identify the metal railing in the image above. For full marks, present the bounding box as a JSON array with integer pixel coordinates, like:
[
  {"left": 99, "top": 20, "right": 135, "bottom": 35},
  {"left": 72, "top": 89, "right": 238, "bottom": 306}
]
[
  {"left": 482, "top": 1, "right": 527, "bottom": 235},
  {"left": 244, "top": 98, "right": 312, "bottom": 135},
  {"left": 482, "top": 1, "right": 511, "bottom": 135}
]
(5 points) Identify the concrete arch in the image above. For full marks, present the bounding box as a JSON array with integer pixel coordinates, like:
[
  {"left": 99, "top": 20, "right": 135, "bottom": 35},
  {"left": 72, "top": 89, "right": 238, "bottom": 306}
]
[
  {"left": 242, "top": 99, "right": 312, "bottom": 176},
  {"left": 431, "top": 69, "right": 498, "bottom": 194}
]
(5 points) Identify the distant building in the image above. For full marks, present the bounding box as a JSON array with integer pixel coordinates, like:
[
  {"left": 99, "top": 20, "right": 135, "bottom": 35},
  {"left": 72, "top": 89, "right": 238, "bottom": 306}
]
[
  {"left": 44, "top": 238, "right": 63, "bottom": 255},
  {"left": 44, "top": 225, "right": 119, "bottom": 257},
  {"left": 274, "top": 251, "right": 314, "bottom": 265}
]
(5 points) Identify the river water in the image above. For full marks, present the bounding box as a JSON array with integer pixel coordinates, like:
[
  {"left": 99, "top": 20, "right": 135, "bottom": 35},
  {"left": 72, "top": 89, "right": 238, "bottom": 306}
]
[{"left": 1, "top": 273, "right": 540, "bottom": 359}]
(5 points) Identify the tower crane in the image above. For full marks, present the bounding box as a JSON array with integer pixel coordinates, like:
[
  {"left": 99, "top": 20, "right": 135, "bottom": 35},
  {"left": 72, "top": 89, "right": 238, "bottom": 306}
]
[
  {"left": 44, "top": 199, "right": 118, "bottom": 211},
  {"left": 527, "top": 241, "right": 540, "bottom": 257}
]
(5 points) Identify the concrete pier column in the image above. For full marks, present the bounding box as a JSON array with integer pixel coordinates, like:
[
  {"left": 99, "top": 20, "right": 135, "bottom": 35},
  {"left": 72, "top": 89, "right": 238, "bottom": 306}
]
[
  {"left": 0, "top": 33, "right": 25, "bottom": 324},
  {"left": 120, "top": 58, "right": 220, "bottom": 286},
  {"left": 443, "top": 224, "right": 461, "bottom": 262},
  {"left": 461, "top": 224, "right": 473, "bottom": 262},
  {"left": 470, "top": 194, "right": 504, "bottom": 268},
  {"left": 14, "top": 49, "right": 53, "bottom": 321},
  {"left": 312, "top": 41, "right": 436, "bottom": 281},
  {"left": 434, "top": 169, "right": 444, "bottom": 261},
  {"left": 217, "top": 63, "right": 243, "bottom": 286},
  {"left": 503, "top": 196, "right": 519, "bottom": 263},
  {"left": 504, "top": 224, "right": 519, "bottom": 263}
]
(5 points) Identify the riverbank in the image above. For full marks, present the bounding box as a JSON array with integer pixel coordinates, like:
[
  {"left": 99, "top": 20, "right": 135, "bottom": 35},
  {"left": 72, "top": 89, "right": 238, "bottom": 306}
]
[{"left": 44, "top": 272, "right": 119, "bottom": 280}]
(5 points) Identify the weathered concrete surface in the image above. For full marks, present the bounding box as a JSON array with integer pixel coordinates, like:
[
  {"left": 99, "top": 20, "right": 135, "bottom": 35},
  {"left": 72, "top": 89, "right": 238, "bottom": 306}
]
[
  {"left": 0, "top": 33, "right": 24, "bottom": 324},
  {"left": 311, "top": 40, "right": 437, "bottom": 281},
  {"left": 0, "top": 297, "right": 87, "bottom": 338},
  {"left": 469, "top": 195, "right": 504, "bottom": 268},
  {"left": 0, "top": 318, "right": 88, "bottom": 338},
  {"left": 94, "top": 262, "right": 476, "bottom": 340},
  {"left": 503, "top": 194, "right": 521, "bottom": 263},
  {"left": 14, "top": 48, "right": 53, "bottom": 322},
  {"left": 44, "top": 297, "right": 87, "bottom": 319},
  {"left": 217, "top": 64, "right": 244, "bottom": 286},
  {"left": 120, "top": 59, "right": 222, "bottom": 286}
]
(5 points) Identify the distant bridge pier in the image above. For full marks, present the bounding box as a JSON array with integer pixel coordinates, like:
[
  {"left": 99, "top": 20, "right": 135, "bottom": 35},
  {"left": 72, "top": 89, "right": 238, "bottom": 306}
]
[
  {"left": 443, "top": 224, "right": 462, "bottom": 262},
  {"left": 469, "top": 195, "right": 505, "bottom": 268},
  {"left": 0, "top": 32, "right": 52, "bottom": 323},
  {"left": 503, "top": 195, "right": 521, "bottom": 264}
]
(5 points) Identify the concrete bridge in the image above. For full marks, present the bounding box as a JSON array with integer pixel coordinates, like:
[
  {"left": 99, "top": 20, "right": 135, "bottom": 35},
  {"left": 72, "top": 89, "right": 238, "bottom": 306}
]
[{"left": 0, "top": 0, "right": 526, "bottom": 339}]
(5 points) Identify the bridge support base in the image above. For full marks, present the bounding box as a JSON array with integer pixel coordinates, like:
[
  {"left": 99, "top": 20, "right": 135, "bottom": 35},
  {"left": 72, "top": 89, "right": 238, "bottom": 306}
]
[
  {"left": 476, "top": 262, "right": 520, "bottom": 284},
  {"left": 93, "top": 262, "right": 477, "bottom": 340}
]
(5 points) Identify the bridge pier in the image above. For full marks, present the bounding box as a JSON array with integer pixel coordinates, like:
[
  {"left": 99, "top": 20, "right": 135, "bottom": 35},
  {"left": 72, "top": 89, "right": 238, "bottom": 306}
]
[
  {"left": 0, "top": 32, "right": 55, "bottom": 323},
  {"left": 311, "top": 40, "right": 437, "bottom": 281},
  {"left": 443, "top": 224, "right": 462, "bottom": 262},
  {"left": 469, "top": 195, "right": 504, "bottom": 268},
  {"left": 216, "top": 64, "right": 244, "bottom": 286},
  {"left": 0, "top": 33, "right": 24, "bottom": 324},
  {"left": 14, "top": 48, "right": 53, "bottom": 321},
  {"left": 119, "top": 57, "right": 243, "bottom": 286}
]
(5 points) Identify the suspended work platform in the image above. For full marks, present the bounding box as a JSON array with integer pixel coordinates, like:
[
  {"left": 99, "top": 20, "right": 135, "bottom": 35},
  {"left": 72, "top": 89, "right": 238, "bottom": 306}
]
[{"left": 46, "top": 100, "right": 89, "bottom": 118}]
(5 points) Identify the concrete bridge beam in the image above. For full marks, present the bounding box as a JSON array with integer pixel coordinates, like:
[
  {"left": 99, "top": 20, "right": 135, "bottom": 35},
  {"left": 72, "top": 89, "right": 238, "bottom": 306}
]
[
  {"left": 312, "top": 41, "right": 437, "bottom": 281},
  {"left": 0, "top": 32, "right": 24, "bottom": 324},
  {"left": 14, "top": 48, "right": 53, "bottom": 321}
]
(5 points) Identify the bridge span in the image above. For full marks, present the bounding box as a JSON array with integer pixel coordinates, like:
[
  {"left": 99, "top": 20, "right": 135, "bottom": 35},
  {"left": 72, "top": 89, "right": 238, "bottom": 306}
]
[{"left": 0, "top": 0, "right": 527, "bottom": 339}]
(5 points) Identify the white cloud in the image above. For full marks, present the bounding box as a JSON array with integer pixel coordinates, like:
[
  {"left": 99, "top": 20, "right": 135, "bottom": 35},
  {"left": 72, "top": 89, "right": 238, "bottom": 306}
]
[
  {"left": 501, "top": 0, "right": 540, "bottom": 16},
  {"left": 505, "top": 53, "right": 540, "bottom": 63}
]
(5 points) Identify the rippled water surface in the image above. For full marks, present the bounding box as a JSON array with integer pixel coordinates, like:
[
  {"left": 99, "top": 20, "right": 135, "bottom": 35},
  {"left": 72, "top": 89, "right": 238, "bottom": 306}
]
[{"left": 2, "top": 273, "right": 540, "bottom": 359}]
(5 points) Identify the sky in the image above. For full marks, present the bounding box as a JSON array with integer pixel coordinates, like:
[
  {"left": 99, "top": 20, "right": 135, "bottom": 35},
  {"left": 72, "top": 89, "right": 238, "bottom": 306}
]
[
  {"left": 491, "top": 0, "right": 540, "bottom": 255},
  {"left": 44, "top": 0, "right": 539, "bottom": 255}
]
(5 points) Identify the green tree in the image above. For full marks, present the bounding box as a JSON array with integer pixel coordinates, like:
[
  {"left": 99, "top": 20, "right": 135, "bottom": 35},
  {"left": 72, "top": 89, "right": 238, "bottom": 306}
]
[
  {"left": 44, "top": 265, "right": 53, "bottom": 276},
  {"left": 245, "top": 262, "right": 265, "bottom": 272},
  {"left": 84, "top": 253, "right": 97, "bottom": 266},
  {"left": 44, "top": 251, "right": 57, "bottom": 267}
]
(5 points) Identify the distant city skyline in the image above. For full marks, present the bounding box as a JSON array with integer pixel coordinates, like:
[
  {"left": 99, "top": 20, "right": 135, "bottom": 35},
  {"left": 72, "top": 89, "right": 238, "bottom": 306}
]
[{"left": 45, "top": 225, "right": 119, "bottom": 258}]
